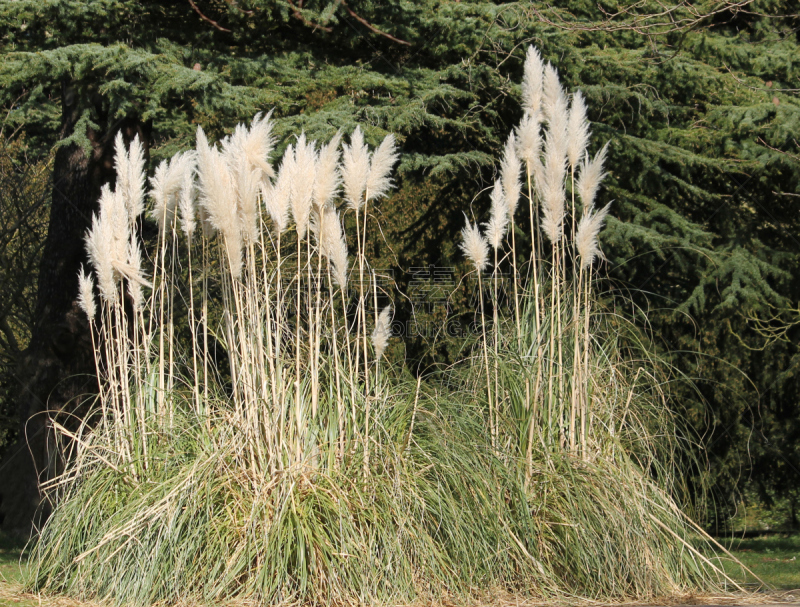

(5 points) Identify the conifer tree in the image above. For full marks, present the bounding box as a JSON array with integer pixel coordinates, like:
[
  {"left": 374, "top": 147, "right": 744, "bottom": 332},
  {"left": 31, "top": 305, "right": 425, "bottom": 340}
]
[{"left": 1, "top": 0, "right": 798, "bottom": 532}]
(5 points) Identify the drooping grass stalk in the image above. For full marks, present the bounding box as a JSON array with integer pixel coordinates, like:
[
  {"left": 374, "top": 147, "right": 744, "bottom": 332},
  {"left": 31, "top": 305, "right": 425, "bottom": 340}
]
[
  {"left": 312, "top": 236, "right": 324, "bottom": 420},
  {"left": 566, "top": 94, "right": 589, "bottom": 449},
  {"left": 460, "top": 217, "right": 492, "bottom": 448},
  {"left": 295, "top": 229, "right": 303, "bottom": 461},
  {"left": 340, "top": 282, "right": 355, "bottom": 398},
  {"left": 306, "top": 235, "right": 317, "bottom": 419},
  {"left": 485, "top": 179, "right": 507, "bottom": 448},
  {"left": 168, "top": 210, "right": 181, "bottom": 426},
  {"left": 492, "top": 243, "right": 500, "bottom": 449},
  {"left": 276, "top": 230, "right": 286, "bottom": 455},
  {"left": 77, "top": 267, "right": 102, "bottom": 406},
  {"left": 556, "top": 237, "right": 565, "bottom": 448},
  {"left": 570, "top": 262, "right": 583, "bottom": 453},
  {"left": 157, "top": 210, "right": 167, "bottom": 418},
  {"left": 575, "top": 202, "right": 611, "bottom": 455},
  {"left": 245, "top": 239, "right": 268, "bottom": 470},
  {"left": 479, "top": 268, "right": 495, "bottom": 451},
  {"left": 202, "top": 233, "right": 209, "bottom": 420},
  {"left": 364, "top": 268, "right": 376, "bottom": 477},
  {"left": 509, "top": 217, "right": 520, "bottom": 346},
  {"left": 582, "top": 266, "right": 590, "bottom": 454},
  {"left": 361, "top": 197, "right": 370, "bottom": 397},
  {"left": 524, "top": 161, "right": 542, "bottom": 471},
  {"left": 501, "top": 134, "right": 522, "bottom": 348},
  {"left": 112, "top": 293, "right": 131, "bottom": 464},
  {"left": 186, "top": 239, "right": 200, "bottom": 414},
  {"left": 326, "top": 263, "right": 344, "bottom": 464},
  {"left": 257, "top": 207, "right": 278, "bottom": 421},
  {"left": 371, "top": 300, "right": 392, "bottom": 449},
  {"left": 354, "top": 204, "right": 364, "bottom": 389}
]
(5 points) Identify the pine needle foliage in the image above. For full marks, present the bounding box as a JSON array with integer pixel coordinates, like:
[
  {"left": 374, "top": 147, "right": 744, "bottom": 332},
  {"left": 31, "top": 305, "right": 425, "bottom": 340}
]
[{"left": 2, "top": 0, "right": 799, "bottom": 553}]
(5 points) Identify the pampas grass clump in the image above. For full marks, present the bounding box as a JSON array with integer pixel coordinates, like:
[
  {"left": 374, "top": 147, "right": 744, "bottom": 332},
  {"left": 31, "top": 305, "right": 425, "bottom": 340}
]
[{"left": 25, "top": 48, "right": 752, "bottom": 606}]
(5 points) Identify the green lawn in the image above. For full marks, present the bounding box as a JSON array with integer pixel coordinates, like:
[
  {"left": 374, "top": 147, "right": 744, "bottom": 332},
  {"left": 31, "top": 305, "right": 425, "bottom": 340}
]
[
  {"left": 0, "top": 533, "right": 27, "bottom": 585},
  {"left": 721, "top": 534, "right": 800, "bottom": 590},
  {"left": 0, "top": 532, "right": 33, "bottom": 606}
]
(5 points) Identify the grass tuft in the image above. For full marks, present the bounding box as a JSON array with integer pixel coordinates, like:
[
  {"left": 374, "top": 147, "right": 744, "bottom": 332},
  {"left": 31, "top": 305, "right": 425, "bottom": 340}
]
[{"left": 25, "top": 45, "right": 755, "bottom": 605}]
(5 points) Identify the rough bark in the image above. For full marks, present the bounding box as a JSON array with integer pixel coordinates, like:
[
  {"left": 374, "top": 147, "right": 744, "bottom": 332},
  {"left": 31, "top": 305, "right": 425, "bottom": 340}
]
[{"left": 0, "top": 81, "right": 149, "bottom": 536}]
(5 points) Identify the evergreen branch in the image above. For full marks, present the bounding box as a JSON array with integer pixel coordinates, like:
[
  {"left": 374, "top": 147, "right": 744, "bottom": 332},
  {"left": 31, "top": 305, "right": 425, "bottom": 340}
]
[
  {"left": 287, "top": 0, "right": 333, "bottom": 32},
  {"left": 525, "top": 1, "right": 759, "bottom": 35},
  {"left": 758, "top": 137, "right": 800, "bottom": 163},
  {"left": 341, "top": 0, "right": 411, "bottom": 46},
  {"left": 398, "top": 151, "right": 493, "bottom": 176},
  {"left": 188, "top": 0, "right": 231, "bottom": 32},
  {"left": 722, "top": 64, "right": 800, "bottom": 93}
]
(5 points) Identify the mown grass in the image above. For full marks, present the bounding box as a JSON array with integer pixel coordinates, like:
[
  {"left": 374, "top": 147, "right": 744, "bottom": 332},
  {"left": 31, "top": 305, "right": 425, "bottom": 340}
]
[
  {"left": 0, "top": 532, "right": 26, "bottom": 585},
  {"left": 723, "top": 535, "right": 800, "bottom": 590},
  {"left": 0, "top": 532, "right": 35, "bottom": 607}
]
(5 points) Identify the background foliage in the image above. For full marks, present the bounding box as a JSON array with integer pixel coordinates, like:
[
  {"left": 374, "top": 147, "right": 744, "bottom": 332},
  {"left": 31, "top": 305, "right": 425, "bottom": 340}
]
[{"left": 1, "top": 0, "right": 799, "bottom": 529}]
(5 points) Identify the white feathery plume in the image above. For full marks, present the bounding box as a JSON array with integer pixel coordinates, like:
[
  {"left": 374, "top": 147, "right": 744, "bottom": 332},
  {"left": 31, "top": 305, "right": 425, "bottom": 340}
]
[
  {"left": 575, "top": 202, "right": 612, "bottom": 269},
  {"left": 195, "top": 127, "right": 242, "bottom": 278},
  {"left": 567, "top": 91, "right": 590, "bottom": 169},
  {"left": 313, "top": 131, "right": 342, "bottom": 209},
  {"left": 522, "top": 46, "right": 544, "bottom": 114},
  {"left": 366, "top": 133, "right": 398, "bottom": 202},
  {"left": 539, "top": 90, "right": 569, "bottom": 243},
  {"left": 500, "top": 133, "right": 522, "bottom": 217},
  {"left": 460, "top": 214, "right": 489, "bottom": 273},
  {"left": 371, "top": 305, "right": 392, "bottom": 362},
  {"left": 149, "top": 151, "right": 195, "bottom": 232},
  {"left": 163, "top": 158, "right": 183, "bottom": 226},
  {"left": 167, "top": 151, "right": 195, "bottom": 193},
  {"left": 542, "top": 62, "right": 566, "bottom": 123},
  {"left": 126, "top": 238, "right": 146, "bottom": 311},
  {"left": 548, "top": 91, "right": 570, "bottom": 158},
  {"left": 540, "top": 169, "right": 566, "bottom": 244},
  {"left": 516, "top": 111, "right": 542, "bottom": 167},
  {"left": 264, "top": 144, "right": 295, "bottom": 234},
  {"left": 149, "top": 159, "right": 170, "bottom": 230},
  {"left": 309, "top": 198, "right": 324, "bottom": 243},
  {"left": 195, "top": 125, "right": 212, "bottom": 173},
  {"left": 329, "top": 228, "right": 349, "bottom": 290},
  {"left": 97, "top": 185, "right": 130, "bottom": 276},
  {"left": 291, "top": 134, "right": 316, "bottom": 240},
  {"left": 576, "top": 142, "right": 609, "bottom": 212},
  {"left": 516, "top": 111, "right": 546, "bottom": 193},
  {"left": 220, "top": 118, "right": 271, "bottom": 243},
  {"left": 318, "top": 203, "right": 349, "bottom": 289},
  {"left": 342, "top": 125, "right": 369, "bottom": 210},
  {"left": 113, "top": 132, "right": 131, "bottom": 219},
  {"left": 220, "top": 114, "right": 275, "bottom": 181},
  {"left": 194, "top": 127, "right": 219, "bottom": 239},
  {"left": 125, "top": 134, "right": 146, "bottom": 222},
  {"left": 220, "top": 123, "right": 246, "bottom": 168},
  {"left": 484, "top": 180, "right": 508, "bottom": 250},
  {"left": 85, "top": 207, "right": 116, "bottom": 302},
  {"left": 77, "top": 266, "right": 96, "bottom": 322},
  {"left": 179, "top": 166, "right": 196, "bottom": 241},
  {"left": 243, "top": 112, "right": 275, "bottom": 180},
  {"left": 238, "top": 167, "right": 261, "bottom": 245}
]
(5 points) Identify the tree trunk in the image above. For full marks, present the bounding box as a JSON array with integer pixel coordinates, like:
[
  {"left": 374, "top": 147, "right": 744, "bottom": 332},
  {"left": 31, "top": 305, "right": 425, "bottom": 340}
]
[{"left": 0, "top": 81, "right": 149, "bottom": 537}]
